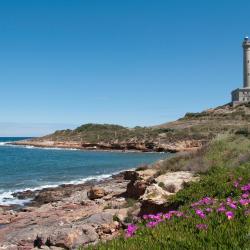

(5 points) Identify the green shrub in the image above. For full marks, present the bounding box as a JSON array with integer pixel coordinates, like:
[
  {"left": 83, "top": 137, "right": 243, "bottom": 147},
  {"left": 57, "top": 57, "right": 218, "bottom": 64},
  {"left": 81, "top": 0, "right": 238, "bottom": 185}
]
[
  {"left": 85, "top": 135, "right": 250, "bottom": 250},
  {"left": 87, "top": 165, "right": 250, "bottom": 250}
]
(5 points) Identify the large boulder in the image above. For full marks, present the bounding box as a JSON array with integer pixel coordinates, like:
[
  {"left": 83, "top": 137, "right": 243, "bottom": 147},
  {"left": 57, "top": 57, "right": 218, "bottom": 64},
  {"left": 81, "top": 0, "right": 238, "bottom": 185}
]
[
  {"left": 83, "top": 211, "right": 114, "bottom": 225},
  {"left": 125, "top": 169, "right": 157, "bottom": 199},
  {"left": 4, "top": 223, "right": 98, "bottom": 250},
  {"left": 141, "top": 184, "right": 171, "bottom": 205},
  {"left": 126, "top": 180, "right": 148, "bottom": 199},
  {"left": 155, "top": 171, "right": 199, "bottom": 193},
  {"left": 139, "top": 171, "right": 199, "bottom": 215},
  {"left": 123, "top": 171, "right": 140, "bottom": 181},
  {"left": 87, "top": 187, "right": 107, "bottom": 200},
  {"left": 49, "top": 224, "right": 98, "bottom": 249}
]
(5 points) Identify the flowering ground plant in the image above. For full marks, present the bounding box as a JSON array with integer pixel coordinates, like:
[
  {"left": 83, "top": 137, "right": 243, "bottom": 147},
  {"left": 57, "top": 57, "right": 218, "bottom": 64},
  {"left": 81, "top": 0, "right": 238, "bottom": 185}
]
[
  {"left": 125, "top": 175, "right": 249, "bottom": 238},
  {"left": 88, "top": 164, "right": 250, "bottom": 250}
]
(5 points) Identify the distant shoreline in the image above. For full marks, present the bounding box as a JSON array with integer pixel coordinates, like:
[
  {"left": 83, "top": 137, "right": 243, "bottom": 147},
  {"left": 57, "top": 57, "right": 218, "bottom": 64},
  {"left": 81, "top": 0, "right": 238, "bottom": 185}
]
[
  {"left": 8, "top": 142, "right": 161, "bottom": 154},
  {"left": 11, "top": 138, "right": 202, "bottom": 153}
]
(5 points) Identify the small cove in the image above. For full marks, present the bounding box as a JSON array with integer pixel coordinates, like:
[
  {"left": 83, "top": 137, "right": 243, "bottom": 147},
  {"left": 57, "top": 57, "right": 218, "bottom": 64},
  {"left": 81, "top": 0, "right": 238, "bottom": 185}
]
[{"left": 0, "top": 137, "right": 171, "bottom": 205}]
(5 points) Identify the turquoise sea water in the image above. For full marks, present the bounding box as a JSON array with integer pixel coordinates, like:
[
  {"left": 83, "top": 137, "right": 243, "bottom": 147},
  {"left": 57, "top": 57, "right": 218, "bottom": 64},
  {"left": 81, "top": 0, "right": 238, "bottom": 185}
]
[{"left": 0, "top": 137, "right": 169, "bottom": 205}]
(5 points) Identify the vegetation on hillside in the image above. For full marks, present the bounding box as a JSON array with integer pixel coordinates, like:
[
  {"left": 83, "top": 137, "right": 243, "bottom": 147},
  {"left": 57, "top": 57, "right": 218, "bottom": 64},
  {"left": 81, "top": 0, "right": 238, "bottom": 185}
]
[
  {"left": 42, "top": 123, "right": 203, "bottom": 144},
  {"left": 84, "top": 134, "right": 250, "bottom": 249},
  {"left": 40, "top": 103, "right": 250, "bottom": 145},
  {"left": 154, "top": 132, "right": 250, "bottom": 175}
]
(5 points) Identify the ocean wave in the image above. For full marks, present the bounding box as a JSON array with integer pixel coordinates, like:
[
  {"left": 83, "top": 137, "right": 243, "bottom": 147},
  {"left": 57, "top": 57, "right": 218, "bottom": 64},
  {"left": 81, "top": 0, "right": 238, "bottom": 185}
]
[
  {"left": 0, "top": 191, "right": 32, "bottom": 206},
  {"left": 0, "top": 143, "right": 80, "bottom": 151},
  {"left": 0, "top": 141, "right": 10, "bottom": 146},
  {"left": 0, "top": 172, "right": 120, "bottom": 206},
  {"left": 38, "top": 147, "right": 79, "bottom": 151}
]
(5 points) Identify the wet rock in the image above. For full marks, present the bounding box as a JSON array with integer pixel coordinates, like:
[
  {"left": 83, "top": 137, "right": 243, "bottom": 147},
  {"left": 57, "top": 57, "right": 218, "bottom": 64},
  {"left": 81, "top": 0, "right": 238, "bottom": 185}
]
[
  {"left": 13, "top": 189, "right": 39, "bottom": 200},
  {"left": 13, "top": 183, "right": 91, "bottom": 206},
  {"left": 87, "top": 187, "right": 107, "bottom": 200}
]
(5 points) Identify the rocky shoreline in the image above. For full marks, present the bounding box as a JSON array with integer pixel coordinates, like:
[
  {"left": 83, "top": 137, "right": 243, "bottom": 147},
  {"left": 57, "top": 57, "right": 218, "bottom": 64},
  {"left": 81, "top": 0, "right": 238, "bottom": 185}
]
[
  {"left": 0, "top": 160, "right": 199, "bottom": 250},
  {"left": 11, "top": 139, "right": 204, "bottom": 153}
]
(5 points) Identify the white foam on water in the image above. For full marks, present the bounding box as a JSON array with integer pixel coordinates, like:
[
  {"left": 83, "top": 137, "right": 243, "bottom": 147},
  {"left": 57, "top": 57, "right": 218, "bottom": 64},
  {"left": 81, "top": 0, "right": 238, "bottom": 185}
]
[
  {"left": 0, "top": 141, "right": 10, "bottom": 146},
  {"left": 0, "top": 171, "right": 122, "bottom": 206},
  {"left": 39, "top": 147, "right": 79, "bottom": 151},
  {"left": 3, "top": 143, "right": 80, "bottom": 151},
  {"left": 0, "top": 191, "right": 31, "bottom": 206}
]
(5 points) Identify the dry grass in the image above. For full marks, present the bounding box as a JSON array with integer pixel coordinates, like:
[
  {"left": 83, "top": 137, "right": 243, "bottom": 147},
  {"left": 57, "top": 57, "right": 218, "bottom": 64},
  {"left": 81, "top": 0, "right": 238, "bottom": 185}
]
[{"left": 154, "top": 134, "right": 250, "bottom": 176}]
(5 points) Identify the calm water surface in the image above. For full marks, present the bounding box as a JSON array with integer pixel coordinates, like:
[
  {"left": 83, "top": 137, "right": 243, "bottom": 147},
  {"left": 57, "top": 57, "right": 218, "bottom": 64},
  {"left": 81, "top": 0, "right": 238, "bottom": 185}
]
[{"left": 0, "top": 137, "right": 170, "bottom": 205}]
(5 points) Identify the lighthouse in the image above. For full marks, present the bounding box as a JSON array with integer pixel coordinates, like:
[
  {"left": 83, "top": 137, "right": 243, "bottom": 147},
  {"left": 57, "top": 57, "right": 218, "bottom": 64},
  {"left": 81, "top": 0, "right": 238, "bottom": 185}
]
[
  {"left": 231, "top": 37, "right": 250, "bottom": 105},
  {"left": 243, "top": 37, "right": 250, "bottom": 88}
]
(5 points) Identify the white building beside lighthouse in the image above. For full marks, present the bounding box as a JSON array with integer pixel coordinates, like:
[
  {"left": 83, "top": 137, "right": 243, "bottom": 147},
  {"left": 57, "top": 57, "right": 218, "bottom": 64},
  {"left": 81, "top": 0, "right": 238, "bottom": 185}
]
[{"left": 231, "top": 37, "right": 250, "bottom": 105}]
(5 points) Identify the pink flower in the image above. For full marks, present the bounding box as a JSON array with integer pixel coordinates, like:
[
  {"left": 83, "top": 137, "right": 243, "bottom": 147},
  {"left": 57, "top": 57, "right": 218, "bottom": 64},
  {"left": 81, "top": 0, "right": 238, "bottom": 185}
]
[
  {"left": 146, "top": 221, "right": 158, "bottom": 228},
  {"left": 196, "top": 224, "right": 208, "bottom": 230},
  {"left": 225, "top": 211, "right": 234, "bottom": 220},
  {"left": 169, "top": 210, "right": 177, "bottom": 215},
  {"left": 191, "top": 202, "right": 200, "bottom": 207},
  {"left": 195, "top": 209, "right": 206, "bottom": 219},
  {"left": 242, "top": 193, "right": 249, "bottom": 199},
  {"left": 164, "top": 213, "right": 171, "bottom": 219},
  {"left": 241, "top": 184, "right": 250, "bottom": 192},
  {"left": 125, "top": 224, "right": 137, "bottom": 238},
  {"left": 192, "top": 197, "right": 214, "bottom": 207},
  {"left": 234, "top": 181, "right": 239, "bottom": 188},
  {"left": 142, "top": 214, "right": 148, "bottom": 220},
  {"left": 148, "top": 214, "right": 156, "bottom": 219},
  {"left": 202, "top": 197, "right": 213, "bottom": 205},
  {"left": 176, "top": 211, "right": 184, "bottom": 217},
  {"left": 239, "top": 199, "right": 249, "bottom": 206},
  {"left": 205, "top": 207, "right": 213, "bottom": 213},
  {"left": 228, "top": 203, "right": 237, "bottom": 209},
  {"left": 217, "top": 206, "right": 226, "bottom": 213}
]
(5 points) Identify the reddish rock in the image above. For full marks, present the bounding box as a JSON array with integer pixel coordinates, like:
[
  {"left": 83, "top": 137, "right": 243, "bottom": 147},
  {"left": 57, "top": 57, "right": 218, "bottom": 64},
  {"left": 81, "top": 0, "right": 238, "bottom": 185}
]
[
  {"left": 87, "top": 187, "right": 107, "bottom": 200},
  {"left": 126, "top": 180, "right": 148, "bottom": 199}
]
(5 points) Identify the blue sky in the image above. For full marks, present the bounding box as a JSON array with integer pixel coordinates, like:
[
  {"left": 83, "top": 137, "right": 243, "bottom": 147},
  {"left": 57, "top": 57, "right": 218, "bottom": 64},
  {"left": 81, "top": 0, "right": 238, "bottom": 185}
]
[{"left": 1, "top": 0, "right": 249, "bottom": 136}]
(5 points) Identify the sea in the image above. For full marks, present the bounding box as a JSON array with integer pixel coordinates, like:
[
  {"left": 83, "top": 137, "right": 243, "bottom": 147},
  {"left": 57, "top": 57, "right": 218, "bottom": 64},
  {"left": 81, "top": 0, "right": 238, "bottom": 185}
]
[{"left": 0, "top": 137, "right": 169, "bottom": 206}]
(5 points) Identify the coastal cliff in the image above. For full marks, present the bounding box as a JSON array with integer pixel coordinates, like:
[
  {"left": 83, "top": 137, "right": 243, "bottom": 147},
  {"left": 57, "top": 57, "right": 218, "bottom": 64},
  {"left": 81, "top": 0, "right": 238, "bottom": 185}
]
[
  {"left": 12, "top": 103, "right": 250, "bottom": 153},
  {"left": 1, "top": 133, "right": 250, "bottom": 249},
  {"left": 1, "top": 103, "right": 250, "bottom": 249}
]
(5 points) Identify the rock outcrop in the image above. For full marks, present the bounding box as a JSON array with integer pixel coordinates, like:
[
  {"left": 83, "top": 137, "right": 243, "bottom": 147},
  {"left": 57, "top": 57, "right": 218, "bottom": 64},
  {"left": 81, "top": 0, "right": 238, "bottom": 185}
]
[
  {"left": 124, "top": 169, "right": 157, "bottom": 199},
  {"left": 0, "top": 174, "right": 129, "bottom": 250},
  {"left": 140, "top": 171, "right": 199, "bottom": 214},
  {"left": 0, "top": 166, "right": 200, "bottom": 249},
  {"left": 12, "top": 139, "right": 204, "bottom": 153},
  {"left": 87, "top": 187, "right": 107, "bottom": 200}
]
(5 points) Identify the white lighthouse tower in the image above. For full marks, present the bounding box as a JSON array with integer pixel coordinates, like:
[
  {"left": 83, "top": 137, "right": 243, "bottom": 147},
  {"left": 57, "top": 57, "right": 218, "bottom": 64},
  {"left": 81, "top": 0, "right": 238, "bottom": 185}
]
[{"left": 231, "top": 37, "right": 250, "bottom": 105}]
